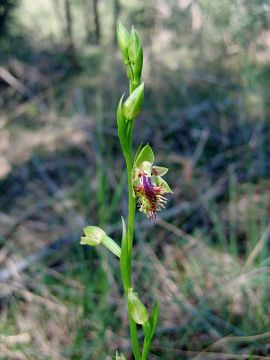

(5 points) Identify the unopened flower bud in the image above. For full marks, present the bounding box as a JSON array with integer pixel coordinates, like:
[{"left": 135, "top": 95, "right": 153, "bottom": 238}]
[
  {"left": 117, "top": 20, "right": 130, "bottom": 64},
  {"left": 128, "top": 27, "right": 142, "bottom": 64},
  {"left": 122, "top": 82, "right": 144, "bottom": 120},
  {"left": 128, "top": 27, "right": 143, "bottom": 83},
  {"left": 80, "top": 226, "right": 121, "bottom": 258},
  {"left": 127, "top": 288, "right": 149, "bottom": 325},
  {"left": 80, "top": 226, "right": 106, "bottom": 246}
]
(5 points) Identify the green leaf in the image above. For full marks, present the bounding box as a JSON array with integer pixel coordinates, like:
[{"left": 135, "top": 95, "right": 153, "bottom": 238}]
[
  {"left": 117, "top": 95, "right": 129, "bottom": 157},
  {"left": 141, "top": 303, "right": 159, "bottom": 359},
  {"left": 142, "top": 321, "right": 151, "bottom": 340},
  {"left": 142, "top": 304, "right": 158, "bottom": 359},
  {"left": 142, "top": 309, "right": 157, "bottom": 360},
  {"left": 134, "top": 144, "right": 154, "bottom": 168},
  {"left": 150, "top": 302, "right": 159, "bottom": 339},
  {"left": 120, "top": 217, "right": 130, "bottom": 291}
]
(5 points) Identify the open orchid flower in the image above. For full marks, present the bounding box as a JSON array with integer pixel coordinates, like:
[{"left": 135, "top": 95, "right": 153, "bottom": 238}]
[{"left": 132, "top": 157, "right": 172, "bottom": 220}]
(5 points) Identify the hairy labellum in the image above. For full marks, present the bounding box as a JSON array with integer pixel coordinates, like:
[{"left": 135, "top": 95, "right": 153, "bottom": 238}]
[{"left": 135, "top": 174, "right": 167, "bottom": 220}]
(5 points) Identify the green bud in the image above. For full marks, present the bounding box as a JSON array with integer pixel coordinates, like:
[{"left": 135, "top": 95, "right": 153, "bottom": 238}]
[
  {"left": 128, "top": 27, "right": 142, "bottom": 64},
  {"left": 122, "top": 82, "right": 144, "bottom": 120},
  {"left": 80, "top": 226, "right": 121, "bottom": 257},
  {"left": 80, "top": 226, "right": 106, "bottom": 246},
  {"left": 128, "top": 27, "right": 143, "bottom": 83},
  {"left": 127, "top": 288, "right": 149, "bottom": 325},
  {"left": 117, "top": 20, "right": 130, "bottom": 64}
]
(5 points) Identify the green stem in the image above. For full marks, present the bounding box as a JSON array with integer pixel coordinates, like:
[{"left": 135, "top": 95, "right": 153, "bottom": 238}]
[
  {"left": 142, "top": 322, "right": 152, "bottom": 360},
  {"left": 126, "top": 82, "right": 136, "bottom": 279},
  {"left": 124, "top": 152, "right": 141, "bottom": 360},
  {"left": 128, "top": 305, "right": 141, "bottom": 360},
  {"left": 142, "top": 341, "right": 151, "bottom": 360},
  {"left": 126, "top": 155, "right": 136, "bottom": 260},
  {"left": 125, "top": 74, "right": 141, "bottom": 357}
]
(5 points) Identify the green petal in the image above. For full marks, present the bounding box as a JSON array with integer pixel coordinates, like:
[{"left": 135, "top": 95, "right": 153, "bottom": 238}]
[
  {"left": 152, "top": 166, "right": 168, "bottom": 176},
  {"left": 154, "top": 176, "right": 173, "bottom": 193}
]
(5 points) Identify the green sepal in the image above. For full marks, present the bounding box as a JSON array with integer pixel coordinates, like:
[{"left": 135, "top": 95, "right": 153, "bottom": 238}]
[
  {"left": 120, "top": 217, "right": 130, "bottom": 291},
  {"left": 134, "top": 144, "right": 154, "bottom": 168},
  {"left": 117, "top": 95, "right": 129, "bottom": 157}
]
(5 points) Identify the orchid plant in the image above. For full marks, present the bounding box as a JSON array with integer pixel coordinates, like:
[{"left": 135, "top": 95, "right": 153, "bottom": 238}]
[{"left": 80, "top": 21, "right": 172, "bottom": 360}]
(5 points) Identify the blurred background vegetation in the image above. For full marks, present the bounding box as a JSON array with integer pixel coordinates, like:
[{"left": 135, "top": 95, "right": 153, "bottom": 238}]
[{"left": 0, "top": 0, "right": 270, "bottom": 359}]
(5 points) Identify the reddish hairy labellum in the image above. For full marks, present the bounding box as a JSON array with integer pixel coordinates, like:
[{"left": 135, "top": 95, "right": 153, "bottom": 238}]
[{"left": 135, "top": 175, "right": 167, "bottom": 220}]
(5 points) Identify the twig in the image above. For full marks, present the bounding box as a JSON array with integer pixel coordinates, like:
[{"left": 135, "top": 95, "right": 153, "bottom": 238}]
[{"left": 0, "top": 67, "right": 30, "bottom": 96}]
